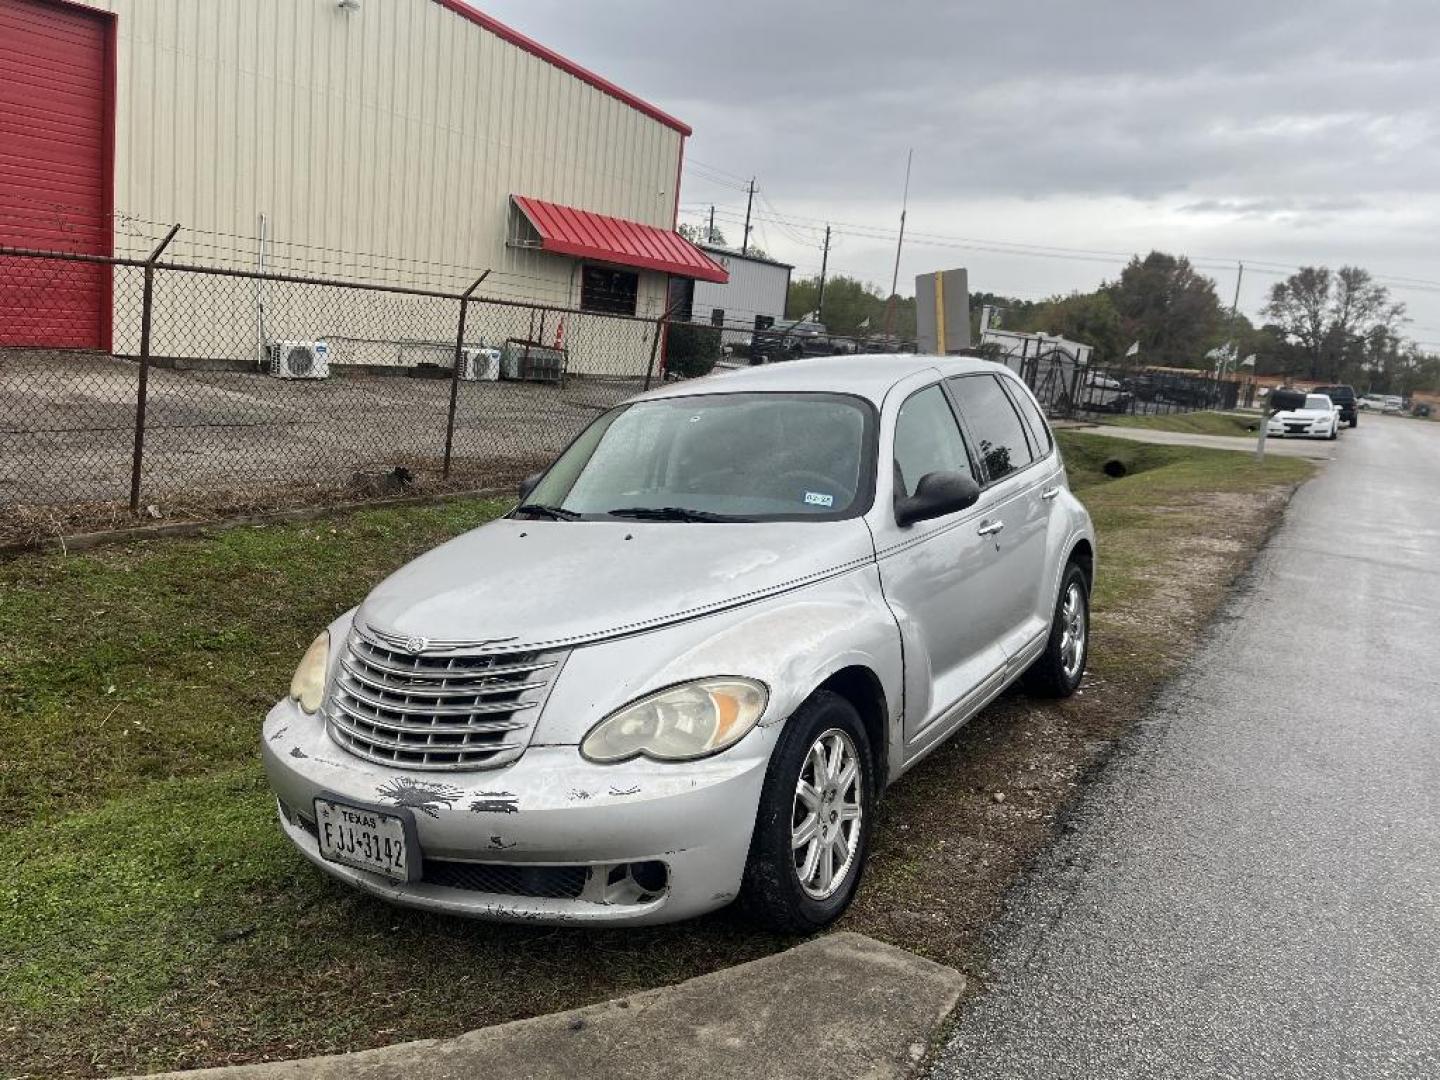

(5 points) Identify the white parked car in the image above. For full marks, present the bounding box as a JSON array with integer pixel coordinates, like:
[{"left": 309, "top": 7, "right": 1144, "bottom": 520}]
[
  {"left": 263, "top": 356, "right": 1095, "bottom": 931},
  {"left": 1358, "top": 394, "right": 1387, "bottom": 411},
  {"left": 1267, "top": 393, "right": 1340, "bottom": 440}
]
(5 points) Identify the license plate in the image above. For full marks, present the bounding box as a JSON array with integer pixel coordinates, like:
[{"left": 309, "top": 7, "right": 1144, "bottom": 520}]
[{"left": 314, "top": 797, "right": 413, "bottom": 882}]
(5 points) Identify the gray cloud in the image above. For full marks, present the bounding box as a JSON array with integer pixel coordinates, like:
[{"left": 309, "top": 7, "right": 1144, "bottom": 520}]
[{"left": 482, "top": 0, "right": 1440, "bottom": 327}]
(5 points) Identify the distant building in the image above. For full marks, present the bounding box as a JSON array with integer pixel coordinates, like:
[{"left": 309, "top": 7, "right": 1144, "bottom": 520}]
[{"left": 674, "top": 245, "right": 793, "bottom": 350}]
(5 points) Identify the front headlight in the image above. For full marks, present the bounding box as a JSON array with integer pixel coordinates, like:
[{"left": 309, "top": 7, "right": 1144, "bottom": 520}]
[
  {"left": 580, "top": 677, "right": 768, "bottom": 763},
  {"left": 289, "top": 630, "right": 330, "bottom": 714}
]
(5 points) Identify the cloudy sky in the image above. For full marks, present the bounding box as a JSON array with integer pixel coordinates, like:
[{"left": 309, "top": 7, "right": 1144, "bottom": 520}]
[{"left": 483, "top": 0, "right": 1440, "bottom": 344}]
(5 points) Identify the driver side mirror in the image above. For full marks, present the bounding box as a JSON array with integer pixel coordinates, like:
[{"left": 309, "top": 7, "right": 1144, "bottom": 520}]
[
  {"left": 895, "top": 471, "right": 981, "bottom": 527},
  {"left": 517, "top": 472, "right": 542, "bottom": 502}
]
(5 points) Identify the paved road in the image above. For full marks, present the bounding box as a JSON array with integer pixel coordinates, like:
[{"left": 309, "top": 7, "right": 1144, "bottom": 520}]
[
  {"left": 1083, "top": 423, "right": 1338, "bottom": 458},
  {"left": 931, "top": 414, "right": 1440, "bottom": 1079}
]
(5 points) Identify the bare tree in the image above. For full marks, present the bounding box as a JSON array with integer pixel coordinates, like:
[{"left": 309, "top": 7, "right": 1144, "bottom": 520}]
[{"left": 1264, "top": 265, "right": 1405, "bottom": 380}]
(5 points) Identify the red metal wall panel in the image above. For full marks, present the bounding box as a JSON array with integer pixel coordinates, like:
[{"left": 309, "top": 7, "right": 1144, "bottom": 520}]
[{"left": 0, "top": 0, "right": 112, "bottom": 349}]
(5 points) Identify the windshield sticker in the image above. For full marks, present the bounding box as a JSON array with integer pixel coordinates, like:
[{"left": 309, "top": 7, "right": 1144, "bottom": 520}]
[{"left": 804, "top": 491, "right": 835, "bottom": 508}]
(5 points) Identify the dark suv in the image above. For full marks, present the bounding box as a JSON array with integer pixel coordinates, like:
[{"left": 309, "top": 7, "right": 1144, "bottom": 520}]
[{"left": 1314, "top": 384, "right": 1358, "bottom": 428}]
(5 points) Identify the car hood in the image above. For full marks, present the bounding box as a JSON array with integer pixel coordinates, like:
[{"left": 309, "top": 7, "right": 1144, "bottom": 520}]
[{"left": 355, "top": 517, "right": 877, "bottom": 653}]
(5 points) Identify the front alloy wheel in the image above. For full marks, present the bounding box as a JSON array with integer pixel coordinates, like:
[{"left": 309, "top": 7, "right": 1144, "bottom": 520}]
[
  {"left": 792, "top": 729, "right": 864, "bottom": 900},
  {"left": 741, "top": 690, "right": 873, "bottom": 933},
  {"left": 1023, "top": 560, "right": 1091, "bottom": 697}
]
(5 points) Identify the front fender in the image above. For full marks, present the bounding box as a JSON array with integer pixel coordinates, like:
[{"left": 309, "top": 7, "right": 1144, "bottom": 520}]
[{"left": 531, "top": 564, "right": 903, "bottom": 751}]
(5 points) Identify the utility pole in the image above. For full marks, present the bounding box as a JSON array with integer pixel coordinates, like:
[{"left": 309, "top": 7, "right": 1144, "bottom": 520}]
[
  {"left": 884, "top": 149, "right": 913, "bottom": 338},
  {"left": 707, "top": 205, "right": 716, "bottom": 244},
  {"left": 742, "top": 178, "right": 756, "bottom": 255},
  {"left": 816, "top": 225, "right": 831, "bottom": 323}
]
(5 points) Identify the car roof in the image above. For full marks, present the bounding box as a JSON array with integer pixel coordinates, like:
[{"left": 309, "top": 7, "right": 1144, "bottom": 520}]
[{"left": 640, "top": 354, "right": 1010, "bottom": 406}]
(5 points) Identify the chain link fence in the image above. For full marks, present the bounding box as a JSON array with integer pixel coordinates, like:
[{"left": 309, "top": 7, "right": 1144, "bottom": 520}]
[
  {"left": 1, "top": 243, "right": 663, "bottom": 545},
  {"left": 2, "top": 241, "right": 1242, "bottom": 546}
]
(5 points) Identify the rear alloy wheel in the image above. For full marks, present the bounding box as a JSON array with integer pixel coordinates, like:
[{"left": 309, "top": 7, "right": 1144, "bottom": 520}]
[
  {"left": 1023, "top": 561, "right": 1090, "bottom": 698},
  {"left": 740, "top": 691, "right": 873, "bottom": 933}
]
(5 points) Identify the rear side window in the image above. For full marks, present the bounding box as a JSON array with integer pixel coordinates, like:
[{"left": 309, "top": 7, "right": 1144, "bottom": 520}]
[
  {"left": 948, "top": 375, "right": 1035, "bottom": 483},
  {"left": 1004, "top": 380, "right": 1053, "bottom": 456},
  {"left": 892, "top": 385, "right": 973, "bottom": 499}
]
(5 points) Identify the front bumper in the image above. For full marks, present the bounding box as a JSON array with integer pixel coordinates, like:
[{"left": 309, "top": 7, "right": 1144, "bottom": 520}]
[
  {"left": 1266, "top": 423, "right": 1331, "bottom": 439},
  {"left": 262, "top": 699, "right": 776, "bottom": 925}
]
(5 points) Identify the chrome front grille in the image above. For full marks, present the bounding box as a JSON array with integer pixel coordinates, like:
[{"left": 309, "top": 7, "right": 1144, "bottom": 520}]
[{"left": 325, "top": 627, "right": 564, "bottom": 770}]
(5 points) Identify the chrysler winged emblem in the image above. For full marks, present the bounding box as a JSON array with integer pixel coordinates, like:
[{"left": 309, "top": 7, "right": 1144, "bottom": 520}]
[{"left": 363, "top": 624, "right": 519, "bottom": 655}]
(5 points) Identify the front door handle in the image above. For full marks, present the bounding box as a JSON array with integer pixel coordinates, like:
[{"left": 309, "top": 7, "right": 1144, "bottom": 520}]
[
  {"left": 977, "top": 520, "right": 1005, "bottom": 536},
  {"left": 1040, "top": 486, "right": 1061, "bottom": 501}
]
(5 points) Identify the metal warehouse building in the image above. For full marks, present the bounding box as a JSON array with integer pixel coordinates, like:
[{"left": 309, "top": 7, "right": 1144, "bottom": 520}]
[
  {"left": 0, "top": 0, "right": 726, "bottom": 368},
  {"left": 688, "top": 244, "right": 793, "bottom": 351}
]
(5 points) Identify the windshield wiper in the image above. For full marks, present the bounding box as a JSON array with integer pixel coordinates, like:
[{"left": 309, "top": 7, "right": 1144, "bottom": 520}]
[
  {"left": 605, "top": 506, "right": 754, "bottom": 523},
  {"left": 512, "top": 503, "right": 581, "bottom": 521}
]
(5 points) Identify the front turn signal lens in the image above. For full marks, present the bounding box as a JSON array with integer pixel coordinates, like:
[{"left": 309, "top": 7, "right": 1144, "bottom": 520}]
[{"left": 289, "top": 630, "right": 330, "bottom": 715}]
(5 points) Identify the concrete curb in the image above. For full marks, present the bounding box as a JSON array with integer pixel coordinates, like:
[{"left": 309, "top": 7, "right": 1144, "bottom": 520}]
[{"left": 120, "top": 932, "right": 964, "bottom": 1080}]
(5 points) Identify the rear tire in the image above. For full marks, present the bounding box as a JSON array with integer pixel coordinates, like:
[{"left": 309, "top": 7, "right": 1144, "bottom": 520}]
[
  {"left": 740, "top": 691, "right": 874, "bottom": 934},
  {"left": 1349, "top": 417, "right": 1358, "bottom": 428},
  {"left": 1023, "top": 561, "right": 1090, "bottom": 698}
]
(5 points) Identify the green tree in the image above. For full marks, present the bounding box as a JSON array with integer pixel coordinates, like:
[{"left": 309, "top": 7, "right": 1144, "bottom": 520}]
[
  {"left": 1104, "top": 251, "right": 1224, "bottom": 367},
  {"left": 786, "top": 274, "right": 915, "bottom": 340},
  {"left": 1036, "top": 290, "right": 1125, "bottom": 364}
]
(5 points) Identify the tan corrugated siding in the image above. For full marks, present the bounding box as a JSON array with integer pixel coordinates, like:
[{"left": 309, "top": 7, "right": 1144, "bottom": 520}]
[{"left": 73, "top": 0, "right": 681, "bottom": 313}]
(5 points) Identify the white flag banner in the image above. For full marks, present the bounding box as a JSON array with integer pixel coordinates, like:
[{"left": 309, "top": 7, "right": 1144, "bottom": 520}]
[
  {"left": 857, "top": 316, "right": 870, "bottom": 329},
  {"left": 1125, "top": 340, "right": 1140, "bottom": 357},
  {"left": 1241, "top": 354, "right": 1256, "bottom": 367}
]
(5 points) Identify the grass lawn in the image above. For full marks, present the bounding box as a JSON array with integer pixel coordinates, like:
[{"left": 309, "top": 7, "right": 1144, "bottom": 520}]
[
  {"left": 1103, "top": 410, "right": 1259, "bottom": 438},
  {"left": 1, "top": 438, "right": 1314, "bottom": 1078}
]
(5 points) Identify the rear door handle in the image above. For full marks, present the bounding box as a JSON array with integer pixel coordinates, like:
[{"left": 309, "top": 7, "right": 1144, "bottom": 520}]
[
  {"left": 1041, "top": 486, "right": 1060, "bottom": 501},
  {"left": 977, "top": 520, "right": 1005, "bottom": 536}
]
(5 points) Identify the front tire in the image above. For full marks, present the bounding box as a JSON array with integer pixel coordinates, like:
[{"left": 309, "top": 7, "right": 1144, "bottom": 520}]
[
  {"left": 740, "top": 691, "right": 873, "bottom": 934},
  {"left": 1023, "top": 561, "right": 1090, "bottom": 698}
]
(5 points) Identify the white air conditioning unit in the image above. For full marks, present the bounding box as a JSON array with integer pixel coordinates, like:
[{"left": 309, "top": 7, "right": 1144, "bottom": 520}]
[
  {"left": 459, "top": 346, "right": 501, "bottom": 381},
  {"left": 268, "top": 340, "right": 330, "bottom": 379}
]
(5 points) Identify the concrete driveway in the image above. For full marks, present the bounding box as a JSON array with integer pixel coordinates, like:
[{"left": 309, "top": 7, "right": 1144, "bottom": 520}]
[
  {"left": 930, "top": 414, "right": 1440, "bottom": 1078},
  {"left": 1083, "top": 423, "right": 1339, "bottom": 458}
]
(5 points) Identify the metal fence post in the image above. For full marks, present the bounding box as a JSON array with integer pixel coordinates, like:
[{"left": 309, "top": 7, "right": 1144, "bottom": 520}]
[
  {"left": 442, "top": 272, "right": 491, "bottom": 480},
  {"left": 128, "top": 224, "right": 181, "bottom": 513},
  {"left": 643, "top": 316, "right": 666, "bottom": 391}
]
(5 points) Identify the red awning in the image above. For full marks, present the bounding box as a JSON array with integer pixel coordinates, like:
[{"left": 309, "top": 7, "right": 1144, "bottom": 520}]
[{"left": 512, "top": 196, "right": 728, "bottom": 283}]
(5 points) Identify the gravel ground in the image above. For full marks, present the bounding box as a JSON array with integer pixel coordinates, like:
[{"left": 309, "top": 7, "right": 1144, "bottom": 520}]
[
  {"left": 0, "top": 353, "right": 641, "bottom": 512},
  {"left": 929, "top": 414, "right": 1440, "bottom": 1078}
]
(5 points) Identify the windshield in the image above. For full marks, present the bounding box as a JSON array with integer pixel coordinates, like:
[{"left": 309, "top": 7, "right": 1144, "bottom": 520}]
[
  {"left": 524, "top": 392, "right": 876, "bottom": 521},
  {"left": 1304, "top": 395, "right": 1332, "bottom": 410}
]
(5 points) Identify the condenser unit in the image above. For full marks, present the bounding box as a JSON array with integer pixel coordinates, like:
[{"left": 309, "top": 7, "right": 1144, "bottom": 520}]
[
  {"left": 459, "top": 347, "right": 502, "bottom": 381},
  {"left": 268, "top": 340, "right": 330, "bottom": 379}
]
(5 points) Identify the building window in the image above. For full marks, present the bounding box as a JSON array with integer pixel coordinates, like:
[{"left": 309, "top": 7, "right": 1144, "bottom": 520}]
[
  {"left": 711, "top": 308, "right": 725, "bottom": 327},
  {"left": 581, "top": 266, "right": 639, "bottom": 316}
]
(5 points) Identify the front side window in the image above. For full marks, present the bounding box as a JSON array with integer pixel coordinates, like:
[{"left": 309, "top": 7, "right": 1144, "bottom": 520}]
[
  {"left": 581, "top": 265, "right": 639, "bottom": 316},
  {"left": 892, "top": 385, "right": 973, "bottom": 500},
  {"left": 526, "top": 392, "right": 875, "bottom": 521},
  {"left": 948, "top": 374, "right": 1035, "bottom": 482}
]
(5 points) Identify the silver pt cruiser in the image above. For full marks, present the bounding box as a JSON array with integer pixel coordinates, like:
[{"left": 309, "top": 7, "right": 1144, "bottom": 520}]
[{"left": 263, "top": 355, "right": 1095, "bottom": 932}]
